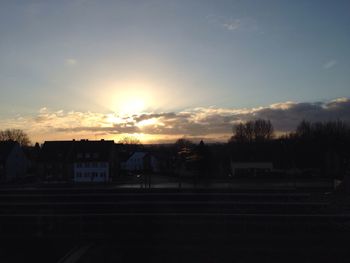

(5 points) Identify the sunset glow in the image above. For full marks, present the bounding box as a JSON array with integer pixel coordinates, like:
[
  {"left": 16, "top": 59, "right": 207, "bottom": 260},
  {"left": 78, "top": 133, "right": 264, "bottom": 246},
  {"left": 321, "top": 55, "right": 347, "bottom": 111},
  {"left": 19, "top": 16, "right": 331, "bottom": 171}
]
[
  {"left": 98, "top": 81, "right": 155, "bottom": 116},
  {"left": 137, "top": 118, "right": 159, "bottom": 127},
  {"left": 0, "top": 1, "right": 349, "bottom": 144}
]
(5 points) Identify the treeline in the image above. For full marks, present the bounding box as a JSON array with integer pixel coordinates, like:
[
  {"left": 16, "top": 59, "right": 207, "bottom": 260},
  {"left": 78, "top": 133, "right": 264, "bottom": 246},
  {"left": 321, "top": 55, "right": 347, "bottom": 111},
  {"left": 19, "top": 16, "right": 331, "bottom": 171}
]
[
  {"left": 2, "top": 120, "right": 350, "bottom": 180},
  {"left": 126, "top": 119, "right": 350, "bottom": 180},
  {"left": 228, "top": 119, "right": 350, "bottom": 179}
]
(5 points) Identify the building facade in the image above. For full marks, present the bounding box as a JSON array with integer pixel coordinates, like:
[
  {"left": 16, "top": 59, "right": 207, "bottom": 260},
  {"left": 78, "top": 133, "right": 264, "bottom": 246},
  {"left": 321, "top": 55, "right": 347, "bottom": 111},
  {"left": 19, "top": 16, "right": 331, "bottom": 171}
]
[
  {"left": 39, "top": 140, "right": 116, "bottom": 183},
  {"left": 122, "top": 152, "right": 159, "bottom": 172},
  {"left": 0, "top": 141, "right": 28, "bottom": 181}
]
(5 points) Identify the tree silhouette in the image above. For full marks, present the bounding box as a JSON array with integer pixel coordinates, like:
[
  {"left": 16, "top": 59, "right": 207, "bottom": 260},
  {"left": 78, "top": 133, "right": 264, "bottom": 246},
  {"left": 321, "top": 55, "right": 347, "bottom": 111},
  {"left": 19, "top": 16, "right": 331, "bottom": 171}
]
[
  {"left": 294, "top": 120, "right": 349, "bottom": 141},
  {"left": 283, "top": 120, "right": 350, "bottom": 179},
  {"left": 230, "top": 119, "right": 274, "bottom": 143},
  {"left": 253, "top": 119, "right": 274, "bottom": 142},
  {"left": 0, "top": 129, "right": 31, "bottom": 146},
  {"left": 118, "top": 136, "right": 141, "bottom": 145},
  {"left": 174, "top": 138, "right": 195, "bottom": 151}
]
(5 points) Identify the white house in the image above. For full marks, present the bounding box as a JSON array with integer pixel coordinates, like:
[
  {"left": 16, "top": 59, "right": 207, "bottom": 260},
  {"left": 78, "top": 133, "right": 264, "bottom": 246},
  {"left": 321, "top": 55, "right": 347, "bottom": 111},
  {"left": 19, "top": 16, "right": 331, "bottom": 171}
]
[
  {"left": 74, "top": 161, "right": 109, "bottom": 183},
  {"left": 71, "top": 140, "right": 115, "bottom": 183},
  {"left": 122, "top": 152, "right": 159, "bottom": 172}
]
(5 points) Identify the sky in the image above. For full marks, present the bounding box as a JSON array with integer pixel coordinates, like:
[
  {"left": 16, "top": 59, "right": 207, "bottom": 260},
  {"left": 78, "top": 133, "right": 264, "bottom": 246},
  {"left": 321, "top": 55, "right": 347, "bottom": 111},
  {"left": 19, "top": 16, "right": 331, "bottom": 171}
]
[{"left": 0, "top": 0, "right": 349, "bottom": 143}]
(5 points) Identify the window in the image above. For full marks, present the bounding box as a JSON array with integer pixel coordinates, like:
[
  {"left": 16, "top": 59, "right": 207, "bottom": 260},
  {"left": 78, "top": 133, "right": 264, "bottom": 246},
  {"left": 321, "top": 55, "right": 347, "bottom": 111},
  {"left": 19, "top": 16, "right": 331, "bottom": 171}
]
[
  {"left": 85, "top": 162, "right": 90, "bottom": 168},
  {"left": 77, "top": 163, "right": 82, "bottom": 168},
  {"left": 77, "top": 153, "right": 83, "bottom": 159}
]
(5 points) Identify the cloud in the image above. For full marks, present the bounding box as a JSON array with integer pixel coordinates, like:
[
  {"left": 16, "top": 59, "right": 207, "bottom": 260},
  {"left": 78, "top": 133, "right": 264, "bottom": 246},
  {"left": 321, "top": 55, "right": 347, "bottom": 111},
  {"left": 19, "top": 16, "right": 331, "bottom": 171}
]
[
  {"left": 1, "top": 98, "right": 350, "bottom": 143},
  {"left": 207, "top": 15, "right": 259, "bottom": 33},
  {"left": 222, "top": 19, "right": 241, "bottom": 31},
  {"left": 65, "top": 58, "right": 77, "bottom": 66},
  {"left": 323, "top": 59, "right": 337, "bottom": 69}
]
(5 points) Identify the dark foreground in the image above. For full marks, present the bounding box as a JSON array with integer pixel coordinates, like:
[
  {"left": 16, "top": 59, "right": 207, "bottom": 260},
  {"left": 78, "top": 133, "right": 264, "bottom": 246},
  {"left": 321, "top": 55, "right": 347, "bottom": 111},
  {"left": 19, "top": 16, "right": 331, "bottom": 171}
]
[
  {"left": 1, "top": 233, "right": 350, "bottom": 263},
  {"left": 0, "top": 186, "right": 349, "bottom": 262}
]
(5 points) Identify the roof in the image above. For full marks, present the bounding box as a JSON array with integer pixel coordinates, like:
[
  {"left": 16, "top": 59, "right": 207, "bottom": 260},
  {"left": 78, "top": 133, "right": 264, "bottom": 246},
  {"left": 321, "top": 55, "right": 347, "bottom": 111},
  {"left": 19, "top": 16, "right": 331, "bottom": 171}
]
[
  {"left": 131, "top": 152, "right": 147, "bottom": 158},
  {"left": 119, "top": 151, "right": 133, "bottom": 162},
  {"left": 39, "top": 140, "right": 115, "bottom": 162},
  {"left": 124, "top": 151, "right": 156, "bottom": 163},
  {"left": 22, "top": 144, "right": 41, "bottom": 161},
  {"left": 70, "top": 140, "right": 114, "bottom": 162},
  {"left": 39, "top": 141, "right": 74, "bottom": 162},
  {"left": 0, "top": 140, "right": 18, "bottom": 164}
]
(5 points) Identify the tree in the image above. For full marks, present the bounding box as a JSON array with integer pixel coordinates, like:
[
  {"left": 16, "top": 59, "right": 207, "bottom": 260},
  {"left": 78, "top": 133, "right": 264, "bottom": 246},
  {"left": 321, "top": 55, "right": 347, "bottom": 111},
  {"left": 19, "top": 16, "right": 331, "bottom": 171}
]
[
  {"left": 230, "top": 119, "right": 274, "bottom": 143},
  {"left": 295, "top": 120, "right": 349, "bottom": 141},
  {"left": 295, "top": 120, "right": 312, "bottom": 138},
  {"left": 0, "top": 129, "right": 31, "bottom": 146},
  {"left": 118, "top": 136, "right": 141, "bottom": 145},
  {"left": 174, "top": 138, "right": 195, "bottom": 150},
  {"left": 253, "top": 119, "right": 274, "bottom": 142}
]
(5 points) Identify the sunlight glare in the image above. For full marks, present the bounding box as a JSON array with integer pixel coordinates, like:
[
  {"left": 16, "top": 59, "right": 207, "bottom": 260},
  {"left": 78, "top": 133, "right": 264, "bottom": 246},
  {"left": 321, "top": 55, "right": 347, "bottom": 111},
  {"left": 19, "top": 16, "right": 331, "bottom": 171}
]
[
  {"left": 101, "top": 81, "right": 155, "bottom": 116},
  {"left": 137, "top": 118, "right": 158, "bottom": 127},
  {"left": 119, "top": 98, "right": 146, "bottom": 116}
]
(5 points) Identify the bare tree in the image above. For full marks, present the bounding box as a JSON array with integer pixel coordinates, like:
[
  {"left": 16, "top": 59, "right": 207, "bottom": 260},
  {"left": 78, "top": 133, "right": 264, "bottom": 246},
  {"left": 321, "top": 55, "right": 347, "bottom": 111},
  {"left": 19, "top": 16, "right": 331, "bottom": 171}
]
[
  {"left": 0, "top": 129, "right": 31, "bottom": 146},
  {"left": 295, "top": 120, "right": 349, "bottom": 140},
  {"left": 174, "top": 138, "right": 195, "bottom": 150},
  {"left": 253, "top": 119, "right": 274, "bottom": 141},
  {"left": 295, "top": 120, "right": 312, "bottom": 138},
  {"left": 118, "top": 136, "right": 141, "bottom": 145},
  {"left": 231, "top": 119, "right": 274, "bottom": 143},
  {"left": 231, "top": 123, "right": 246, "bottom": 142}
]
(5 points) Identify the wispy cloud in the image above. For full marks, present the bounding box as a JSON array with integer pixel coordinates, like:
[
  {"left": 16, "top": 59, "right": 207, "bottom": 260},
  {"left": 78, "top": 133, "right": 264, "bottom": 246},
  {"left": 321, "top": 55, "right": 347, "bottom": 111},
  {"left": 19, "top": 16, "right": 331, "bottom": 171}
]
[
  {"left": 222, "top": 19, "right": 241, "bottom": 31},
  {"left": 65, "top": 58, "right": 78, "bottom": 66},
  {"left": 1, "top": 98, "right": 350, "bottom": 143},
  {"left": 207, "top": 15, "right": 259, "bottom": 33},
  {"left": 323, "top": 59, "right": 337, "bottom": 69}
]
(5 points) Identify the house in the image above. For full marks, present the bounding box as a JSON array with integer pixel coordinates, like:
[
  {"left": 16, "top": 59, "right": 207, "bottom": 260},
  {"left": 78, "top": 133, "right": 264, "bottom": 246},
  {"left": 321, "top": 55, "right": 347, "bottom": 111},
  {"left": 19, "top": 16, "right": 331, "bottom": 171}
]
[
  {"left": 23, "top": 143, "right": 41, "bottom": 177},
  {"left": 39, "top": 141, "right": 74, "bottom": 181},
  {"left": 71, "top": 140, "right": 116, "bottom": 183},
  {"left": 39, "top": 139, "right": 116, "bottom": 183},
  {"left": 230, "top": 162, "right": 273, "bottom": 177},
  {"left": 0, "top": 140, "right": 28, "bottom": 181},
  {"left": 121, "top": 151, "right": 159, "bottom": 173}
]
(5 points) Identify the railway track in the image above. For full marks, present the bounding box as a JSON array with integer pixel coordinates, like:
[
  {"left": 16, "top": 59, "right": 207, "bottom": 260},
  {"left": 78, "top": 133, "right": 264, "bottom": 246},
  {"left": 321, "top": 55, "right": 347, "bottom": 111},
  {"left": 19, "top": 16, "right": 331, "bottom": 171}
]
[{"left": 0, "top": 187, "right": 348, "bottom": 239}]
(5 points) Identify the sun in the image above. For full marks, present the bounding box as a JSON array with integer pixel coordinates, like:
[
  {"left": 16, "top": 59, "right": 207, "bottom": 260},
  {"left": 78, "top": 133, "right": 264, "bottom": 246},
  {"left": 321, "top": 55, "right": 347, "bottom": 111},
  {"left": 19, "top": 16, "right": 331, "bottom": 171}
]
[
  {"left": 119, "top": 97, "right": 146, "bottom": 115},
  {"left": 100, "top": 81, "right": 154, "bottom": 116}
]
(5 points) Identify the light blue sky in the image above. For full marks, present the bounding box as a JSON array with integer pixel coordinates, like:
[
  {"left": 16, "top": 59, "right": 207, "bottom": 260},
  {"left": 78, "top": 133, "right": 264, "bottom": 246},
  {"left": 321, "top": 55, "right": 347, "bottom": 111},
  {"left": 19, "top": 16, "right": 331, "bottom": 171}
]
[{"left": 0, "top": 0, "right": 349, "bottom": 142}]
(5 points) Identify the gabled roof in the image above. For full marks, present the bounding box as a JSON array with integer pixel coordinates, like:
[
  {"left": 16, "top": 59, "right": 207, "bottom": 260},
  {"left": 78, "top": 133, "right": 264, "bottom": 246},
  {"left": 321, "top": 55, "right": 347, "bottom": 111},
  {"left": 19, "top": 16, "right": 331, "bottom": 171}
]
[
  {"left": 126, "top": 152, "right": 149, "bottom": 162},
  {"left": 39, "top": 141, "right": 74, "bottom": 162},
  {"left": 70, "top": 140, "right": 114, "bottom": 162},
  {"left": 0, "top": 140, "right": 18, "bottom": 164},
  {"left": 39, "top": 140, "right": 115, "bottom": 162}
]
